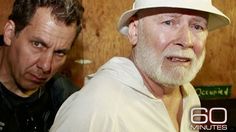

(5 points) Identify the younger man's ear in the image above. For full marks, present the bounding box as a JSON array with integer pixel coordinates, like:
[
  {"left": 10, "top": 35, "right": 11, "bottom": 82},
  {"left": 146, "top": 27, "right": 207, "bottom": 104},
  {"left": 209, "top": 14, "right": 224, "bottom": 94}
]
[
  {"left": 128, "top": 17, "right": 139, "bottom": 46},
  {"left": 3, "top": 20, "right": 16, "bottom": 46}
]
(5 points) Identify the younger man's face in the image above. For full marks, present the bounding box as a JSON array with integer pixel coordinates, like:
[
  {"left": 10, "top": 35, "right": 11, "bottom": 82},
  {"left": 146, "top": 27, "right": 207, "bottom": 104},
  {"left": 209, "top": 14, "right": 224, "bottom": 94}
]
[{"left": 5, "top": 7, "right": 77, "bottom": 92}]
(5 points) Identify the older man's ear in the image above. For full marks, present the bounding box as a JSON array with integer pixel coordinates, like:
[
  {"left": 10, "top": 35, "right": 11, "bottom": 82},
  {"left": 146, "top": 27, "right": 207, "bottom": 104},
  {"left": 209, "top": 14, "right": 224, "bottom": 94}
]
[{"left": 128, "top": 17, "right": 139, "bottom": 46}]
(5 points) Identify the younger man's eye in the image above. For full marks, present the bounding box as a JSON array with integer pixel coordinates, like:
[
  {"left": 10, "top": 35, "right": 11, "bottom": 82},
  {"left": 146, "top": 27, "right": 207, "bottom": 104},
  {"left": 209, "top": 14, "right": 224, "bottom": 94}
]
[
  {"left": 55, "top": 51, "right": 66, "bottom": 58},
  {"left": 32, "top": 41, "right": 43, "bottom": 48}
]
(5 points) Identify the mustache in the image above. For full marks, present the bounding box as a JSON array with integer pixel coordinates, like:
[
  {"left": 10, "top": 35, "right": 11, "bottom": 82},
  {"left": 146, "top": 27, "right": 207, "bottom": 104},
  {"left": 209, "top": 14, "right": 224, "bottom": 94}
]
[{"left": 163, "top": 49, "right": 196, "bottom": 60}]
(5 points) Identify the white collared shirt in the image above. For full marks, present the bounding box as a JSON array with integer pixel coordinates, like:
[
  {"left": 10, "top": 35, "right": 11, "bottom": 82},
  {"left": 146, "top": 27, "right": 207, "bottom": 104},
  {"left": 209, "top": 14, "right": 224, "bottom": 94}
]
[{"left": 50, "top": 57, "right": 200, "bottom": 132}]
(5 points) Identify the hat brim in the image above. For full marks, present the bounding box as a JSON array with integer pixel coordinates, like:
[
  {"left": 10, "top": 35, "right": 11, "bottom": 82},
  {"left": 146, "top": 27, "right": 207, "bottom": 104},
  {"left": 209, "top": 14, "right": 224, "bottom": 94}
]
[{"left": 118, "top": 4, "right": 230, "bottom": 35}]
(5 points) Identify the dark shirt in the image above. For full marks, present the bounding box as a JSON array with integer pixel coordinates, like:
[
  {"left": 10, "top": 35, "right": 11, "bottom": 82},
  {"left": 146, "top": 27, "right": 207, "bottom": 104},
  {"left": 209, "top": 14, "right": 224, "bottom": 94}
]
[{"left": 0, "top": 74, "right": 78, "bottom": 132}]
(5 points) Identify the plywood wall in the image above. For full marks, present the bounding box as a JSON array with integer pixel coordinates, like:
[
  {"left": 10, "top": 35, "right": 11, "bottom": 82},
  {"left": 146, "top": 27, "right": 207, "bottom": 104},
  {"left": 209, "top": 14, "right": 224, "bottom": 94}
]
[
  {"left": 65, "top": 0, "right": 132, "bottom": 86},
  {"left": 191, "top": 0, "right": 236, "bottom": 97},
  {"left": 0, "top": 0, "right": 235, "bottom": 98},
  {"left": 0, "top": 0, "right": 13, "bottom": 32}
]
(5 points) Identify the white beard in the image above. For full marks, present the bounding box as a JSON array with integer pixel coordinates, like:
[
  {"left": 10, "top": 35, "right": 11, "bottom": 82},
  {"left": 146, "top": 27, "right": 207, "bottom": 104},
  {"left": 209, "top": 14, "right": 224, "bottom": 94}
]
[{"left": 134, "top": 37, "right": 206, "bottom": 87}]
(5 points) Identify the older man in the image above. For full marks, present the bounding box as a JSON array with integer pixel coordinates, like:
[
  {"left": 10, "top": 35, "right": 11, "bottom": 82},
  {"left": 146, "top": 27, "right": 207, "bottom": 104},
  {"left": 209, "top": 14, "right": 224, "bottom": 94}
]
[
  {"left": 51, "top": 0, "right": 230, "bottom": 131},
  {"left": 0, "top": 0, "right": 83, "bottom": 131}
]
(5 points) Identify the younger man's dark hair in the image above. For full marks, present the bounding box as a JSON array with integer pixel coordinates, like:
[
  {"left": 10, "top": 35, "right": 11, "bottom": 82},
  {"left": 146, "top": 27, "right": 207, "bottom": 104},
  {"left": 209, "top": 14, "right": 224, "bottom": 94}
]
[{"left": 9, "top": 0, "right": 84, "bottom": 35}]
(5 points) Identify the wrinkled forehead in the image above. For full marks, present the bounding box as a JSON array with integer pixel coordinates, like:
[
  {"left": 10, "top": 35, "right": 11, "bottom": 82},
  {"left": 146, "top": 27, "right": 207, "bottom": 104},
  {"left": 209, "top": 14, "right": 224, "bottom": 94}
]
[{"left": 136, "top": 7, "right": 209, "bottom": 21}]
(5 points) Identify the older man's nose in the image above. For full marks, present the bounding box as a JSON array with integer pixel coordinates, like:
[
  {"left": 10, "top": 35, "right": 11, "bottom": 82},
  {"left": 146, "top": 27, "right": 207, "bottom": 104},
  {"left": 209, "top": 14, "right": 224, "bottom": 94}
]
[{"left": 175, "top": 25, "right": 194, "bottom": 48}]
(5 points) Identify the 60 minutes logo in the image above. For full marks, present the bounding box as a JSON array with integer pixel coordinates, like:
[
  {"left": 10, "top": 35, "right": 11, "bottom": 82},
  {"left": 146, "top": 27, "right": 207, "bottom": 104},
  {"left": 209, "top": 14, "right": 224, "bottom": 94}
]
[{"left": 190, "top": 107, "right": 228, "bottom": 131}]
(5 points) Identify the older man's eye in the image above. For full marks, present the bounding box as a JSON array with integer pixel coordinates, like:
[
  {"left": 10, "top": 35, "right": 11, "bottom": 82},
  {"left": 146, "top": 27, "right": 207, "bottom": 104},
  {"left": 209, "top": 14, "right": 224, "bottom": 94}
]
[
  {"left": 164, "top": 21, "right": 171, "bottom": 25},
  {"left": 195, "top": 25, "right": 203, "bottom": 30},
  {"left": 192, "top": 23, "right": 207, "bottom": 31},
  {"left": 162, "top": 20, "right": 174, "bottom": 26}
]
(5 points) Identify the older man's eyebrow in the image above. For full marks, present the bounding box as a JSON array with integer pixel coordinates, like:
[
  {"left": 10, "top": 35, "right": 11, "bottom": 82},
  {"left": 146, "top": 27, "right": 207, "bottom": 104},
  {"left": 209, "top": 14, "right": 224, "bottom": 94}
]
[
  {"left": 158, "top": 13, "right": 182, "bottom": 20},
  {"left": 190, "top": 17, "right": 208, "bottom": 27}
]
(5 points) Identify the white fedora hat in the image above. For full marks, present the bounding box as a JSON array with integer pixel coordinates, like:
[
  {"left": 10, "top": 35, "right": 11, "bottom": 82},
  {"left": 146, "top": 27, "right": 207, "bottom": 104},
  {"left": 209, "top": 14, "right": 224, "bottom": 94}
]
[{"left": 118, "top": 0, "right": 230, "bottom": 35}]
